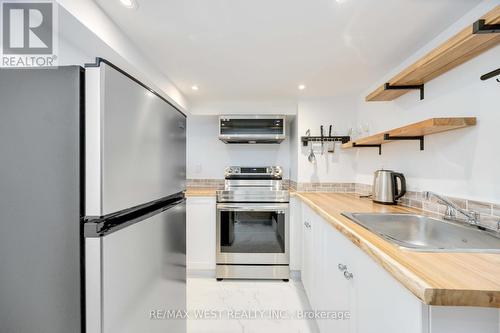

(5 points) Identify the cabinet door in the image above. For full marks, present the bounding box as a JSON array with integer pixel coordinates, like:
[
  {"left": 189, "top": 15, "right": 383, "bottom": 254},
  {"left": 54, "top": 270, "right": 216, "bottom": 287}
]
[
  {"left": 320, "top": 222, "right": 356, "bottom": 333},
  {"left": 302, "top": 205, "right": 325, "bottom": 312},
  {"left": 301, "top": 204, "right": 315, "bottom": 304},
  {"left": 289, "top": 197, "right": 302, "bottom": 271},
  {"left": 186, "top": 197, "right": 216, "bottom": 270},
  {"left": 310, "top": 208, "right": 324, "bottom": 312},
  {"left": 353, "top": 246, "right": 425, "bottom": 333}
]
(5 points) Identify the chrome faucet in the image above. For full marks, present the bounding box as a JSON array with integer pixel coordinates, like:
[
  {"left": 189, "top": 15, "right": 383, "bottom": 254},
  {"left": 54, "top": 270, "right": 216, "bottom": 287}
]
[{"left": 423, "top": 191, "right": 480, "bottom": 225}]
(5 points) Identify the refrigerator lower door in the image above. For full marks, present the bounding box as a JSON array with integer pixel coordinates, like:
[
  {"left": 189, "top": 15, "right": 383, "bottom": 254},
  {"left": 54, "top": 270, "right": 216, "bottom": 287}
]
[{"left": 85, "top": 201, "right": 186, "bottom": 333}]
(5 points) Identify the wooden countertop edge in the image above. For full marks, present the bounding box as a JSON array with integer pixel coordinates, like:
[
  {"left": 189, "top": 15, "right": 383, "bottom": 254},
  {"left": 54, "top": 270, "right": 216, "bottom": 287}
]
[
  {"left": 294, "top": 192, "right": 500, "bottom": 308},
  {"left": 185, "top": 188, "right": 218, "bottom": 197}
]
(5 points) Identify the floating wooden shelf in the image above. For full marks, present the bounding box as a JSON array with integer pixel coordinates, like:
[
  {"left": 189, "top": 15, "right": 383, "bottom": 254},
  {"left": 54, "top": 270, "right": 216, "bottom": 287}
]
[
  {"left": 342, "top": 117, "right": 477, "bottom": 154},
  {"left": 366, "top": 6, "right": 500, "bottom": 102}
]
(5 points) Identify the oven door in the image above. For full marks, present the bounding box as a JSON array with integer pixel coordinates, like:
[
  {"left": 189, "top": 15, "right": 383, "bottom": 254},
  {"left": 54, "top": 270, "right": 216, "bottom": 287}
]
[{"left": 216, "top": 203, "right": 289, "bottom": 265}]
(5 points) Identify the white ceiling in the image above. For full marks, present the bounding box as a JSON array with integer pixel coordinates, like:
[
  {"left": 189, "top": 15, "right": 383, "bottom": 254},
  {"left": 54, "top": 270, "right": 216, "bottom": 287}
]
[{"left": 94, "top": 0, "right": 482, "bottom": 102}]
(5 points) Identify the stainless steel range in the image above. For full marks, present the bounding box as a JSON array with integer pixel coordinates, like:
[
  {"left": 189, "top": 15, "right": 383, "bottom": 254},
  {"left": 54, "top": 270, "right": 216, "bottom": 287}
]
[{"left": 216, "top": 166, "right": 290, "bottom": 280}]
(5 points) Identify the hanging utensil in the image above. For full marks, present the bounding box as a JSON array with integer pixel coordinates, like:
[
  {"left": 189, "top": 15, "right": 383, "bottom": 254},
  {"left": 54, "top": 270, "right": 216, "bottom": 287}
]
[
  {"left": 320, "top": 125, "right": 324, "bottom": 155},
  {"left": 327, "top": 124, "right": 335, "bottom": 153},
  {"left": 306, "top": 129, "right": 315, "bottom": 163},
  {"left": 308, "top": 142, "right": 316, "bottom": 163}
]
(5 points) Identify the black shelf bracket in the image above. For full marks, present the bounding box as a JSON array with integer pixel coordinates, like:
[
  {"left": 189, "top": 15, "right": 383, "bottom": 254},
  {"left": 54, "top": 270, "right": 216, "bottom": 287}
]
[
  {"left": 472, "top": 19, "right": 500, "bottom": 34},
  {"left": 480, "top": 67, "right": 500, "bottom": 82},
  {"left": 352, "top": 143, "right": 382, "bottom": 155},
  {"left": 301, "top": 136, "right": 350, "bottom": 147},
  {"left": 384, "top": 134, "right": 425, "bottom": 150},
  {"left": 384, "top": 83, "right": 425, "bottom": 100}
]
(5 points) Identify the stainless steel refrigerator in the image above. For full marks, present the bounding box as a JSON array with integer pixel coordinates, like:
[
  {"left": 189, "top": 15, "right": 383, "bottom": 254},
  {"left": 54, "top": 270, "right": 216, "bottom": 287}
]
[{"left": 0, "top": 59, "right": 187, "bottom": 333}]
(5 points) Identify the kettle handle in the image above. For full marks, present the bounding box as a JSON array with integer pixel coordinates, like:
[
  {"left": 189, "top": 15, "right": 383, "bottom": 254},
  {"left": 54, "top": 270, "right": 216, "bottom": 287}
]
[{"left": 392, "top": 173, "right": 407, "bottom": 202}]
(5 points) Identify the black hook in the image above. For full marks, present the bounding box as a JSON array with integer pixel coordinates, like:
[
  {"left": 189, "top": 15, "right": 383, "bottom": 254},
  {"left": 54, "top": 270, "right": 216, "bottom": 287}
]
[{"left": 480, "top": 67, "right": 500, "bottom": 81}]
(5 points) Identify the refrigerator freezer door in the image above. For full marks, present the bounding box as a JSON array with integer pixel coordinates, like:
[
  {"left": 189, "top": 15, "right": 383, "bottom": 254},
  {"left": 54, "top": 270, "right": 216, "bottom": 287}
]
[
  {"left": 86, "top": 62, "right": 186, "bottom": 216},
  {"left": 0, "top": 67, "right": 83, "bottom": 333},
  {"left": 85, "top": 201, "right": 187, "bottom": 333}
]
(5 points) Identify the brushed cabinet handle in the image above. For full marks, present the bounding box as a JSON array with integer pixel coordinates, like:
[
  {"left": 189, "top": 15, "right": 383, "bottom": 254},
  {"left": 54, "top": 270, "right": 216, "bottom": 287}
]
[
  {"left": 344, "top": 270, "right": 353, "bottom": 280},
  {"left": 338, "top": 263, "right": 347, "bottom": 272}
]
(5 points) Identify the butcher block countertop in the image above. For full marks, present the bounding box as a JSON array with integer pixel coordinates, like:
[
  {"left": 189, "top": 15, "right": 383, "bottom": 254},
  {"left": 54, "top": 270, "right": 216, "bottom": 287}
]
[
  {"left": 185, "top": 187, "right": 218, "bottom": 197},
  {"left": 296, "top": 192, "right": 500, "bottom": 308}
]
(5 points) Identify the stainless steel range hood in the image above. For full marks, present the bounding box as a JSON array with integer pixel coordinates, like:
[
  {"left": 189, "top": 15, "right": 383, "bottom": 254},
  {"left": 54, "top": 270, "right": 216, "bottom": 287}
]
[{"left": 218, "top": 115, "right": 286, "bottom": 144}]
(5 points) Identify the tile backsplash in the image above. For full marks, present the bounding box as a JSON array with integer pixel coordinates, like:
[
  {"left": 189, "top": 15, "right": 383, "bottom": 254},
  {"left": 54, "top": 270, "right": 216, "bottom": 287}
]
[
  {"left": 356, "top": 183, "right": 500, "bottom": 222},
  {"left": 187, "top": 179, "right": 354, "bottom": 193},
  {"left": 354, "top": 183, "right": 372, "bottom": 196},
  {"left": 186, "top": 179, "right": 500, "bottom": 221},
  {"left": 493, "top": 205, "right": 500, "bottom": 217},
  {"left": 295, "top": 182, "right": 356, "bottom": 193},
  {"left": 186, "top": 179, "right": 224, "bottom": 189},
  {"left": 187, "top": 179, "right": 291, "bottom": 189}
]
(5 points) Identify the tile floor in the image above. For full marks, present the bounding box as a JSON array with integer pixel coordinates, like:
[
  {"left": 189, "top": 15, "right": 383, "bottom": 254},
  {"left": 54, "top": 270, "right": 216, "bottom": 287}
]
[{"left": 187, "top": 274, "right": 319, "bottom": 333}]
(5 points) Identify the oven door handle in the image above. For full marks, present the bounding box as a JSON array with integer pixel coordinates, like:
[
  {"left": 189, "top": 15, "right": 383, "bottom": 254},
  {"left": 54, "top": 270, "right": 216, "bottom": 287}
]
[{"left": 216, "top": 203, "right": 289, "bottom": 212}]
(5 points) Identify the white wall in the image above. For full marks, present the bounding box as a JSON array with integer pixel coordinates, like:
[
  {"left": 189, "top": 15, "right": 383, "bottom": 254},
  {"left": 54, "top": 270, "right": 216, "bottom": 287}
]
[
  {"left": 354, "top": 0, "right": 500, "bottom": 203},
  {"left": 187, "top": 100, "right": 296, "bottom": 179},
  {"left": 56, "top": 1, "right": 187, "bottom": 111},
  {"left": 187, "top": 115, "right": 293, "bottom": 179},
  {"left": 289, "top": 114, "right": 299, "bottom": 182},
  {"left": 296, "top": 97, "right": 358, "bottom": 183},
  {"left": 189, "top": 99, "right": 297, "bottom": 115},
  {"left": 186, "top": 97, "right": 358, "bottom": 183}
]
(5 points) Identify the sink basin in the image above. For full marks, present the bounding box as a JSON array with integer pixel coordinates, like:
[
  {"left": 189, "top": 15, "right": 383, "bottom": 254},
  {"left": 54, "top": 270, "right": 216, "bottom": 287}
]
[{"left": 342, "top": 213, "right": 500, "bottom": 252}]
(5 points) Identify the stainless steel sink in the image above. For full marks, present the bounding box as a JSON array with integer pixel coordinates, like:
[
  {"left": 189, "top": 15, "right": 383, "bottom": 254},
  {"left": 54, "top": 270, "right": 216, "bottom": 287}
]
[{"left": 342, "top": 213, "right": 500, "bottom": 252}]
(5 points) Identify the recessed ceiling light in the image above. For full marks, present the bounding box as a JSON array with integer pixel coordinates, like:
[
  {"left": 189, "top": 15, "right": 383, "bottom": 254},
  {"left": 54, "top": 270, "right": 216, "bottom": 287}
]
[
  {"left": 298, "top": 84, "right": 306, "bottom": 90},
  {"left": 191, "top": 85, "right": 199, "bottom": 91},
  {"left": 120, "top": 0, "right": 138, "bottom": 9}
]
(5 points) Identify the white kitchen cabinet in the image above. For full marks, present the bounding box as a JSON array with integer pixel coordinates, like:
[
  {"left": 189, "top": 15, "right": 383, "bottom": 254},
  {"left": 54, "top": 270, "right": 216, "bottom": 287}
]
[
  {"left": 295, "top": 199, "right": 500, "bottom": 333},
  {"left": 186, "top": 196, "right": 216, "bottom": 270},
  {"left": 428, "top": 306, "right": 499, "bottom": 333},
  {"left": 290, "top": 196, "right": 302, "bottom": 271},
  {"left": 303, "top": 205, "right": 422, "bottom": 333},
  {"left": 302, "top": 202, "right": 326, "bottom": 310},
  {"left": 301, "top": 203, "right": 315, "bottom": 304},
  {"left": 310, "top": 208, "right": 325, "bottom": 312},
  {"left": 319, "top": 222, "right": 356, "bottom": 333},
  {"left": 298, "top": 200, "right": 421, "bottom": 333},
  {"left": 353, "top": 244, "right": 425, "bottom": 333}
]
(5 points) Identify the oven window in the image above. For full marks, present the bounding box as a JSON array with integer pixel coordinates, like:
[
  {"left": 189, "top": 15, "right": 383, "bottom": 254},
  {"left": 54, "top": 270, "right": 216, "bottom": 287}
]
[
  {"left": 220, "top": 210, "right": 285, "bottom": 253},
  {"left": 220, "top": 118, "right": 284, "bottom": 135}
]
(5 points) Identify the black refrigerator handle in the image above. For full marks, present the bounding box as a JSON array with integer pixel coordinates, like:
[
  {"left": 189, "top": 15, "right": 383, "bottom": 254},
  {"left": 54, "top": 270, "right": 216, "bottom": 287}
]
[{"left": 84, "top": 193, "right": 185, "bottom": 237}]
